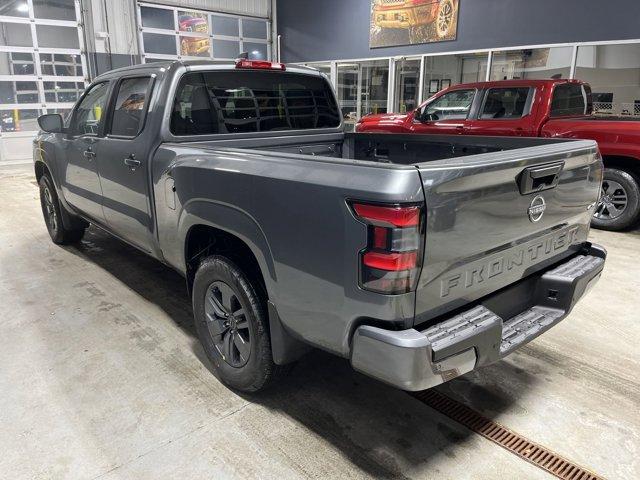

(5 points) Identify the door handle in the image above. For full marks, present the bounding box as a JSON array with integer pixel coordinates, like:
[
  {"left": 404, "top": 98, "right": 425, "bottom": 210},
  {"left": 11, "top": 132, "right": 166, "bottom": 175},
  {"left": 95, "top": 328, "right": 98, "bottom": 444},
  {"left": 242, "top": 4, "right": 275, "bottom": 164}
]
[
  {"left": 83, "top": 148, "right": 96, "bottom": 160},
  {"left": 124, "top": 154, "right": 141, "bottom": 171}
]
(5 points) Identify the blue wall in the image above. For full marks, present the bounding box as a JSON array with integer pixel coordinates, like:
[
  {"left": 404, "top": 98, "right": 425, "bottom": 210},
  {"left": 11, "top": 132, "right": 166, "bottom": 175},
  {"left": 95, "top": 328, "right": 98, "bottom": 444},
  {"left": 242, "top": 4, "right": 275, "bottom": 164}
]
[{"left": 276, "top": 0, "right": 640, "bottom": 63}]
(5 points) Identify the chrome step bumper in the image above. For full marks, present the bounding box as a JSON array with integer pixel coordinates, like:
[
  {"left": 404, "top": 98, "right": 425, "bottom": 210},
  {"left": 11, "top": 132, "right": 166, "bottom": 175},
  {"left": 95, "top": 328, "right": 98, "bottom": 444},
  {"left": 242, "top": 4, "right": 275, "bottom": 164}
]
[{"left": 350, "top": 243, "right": 606, "bottom": 391}]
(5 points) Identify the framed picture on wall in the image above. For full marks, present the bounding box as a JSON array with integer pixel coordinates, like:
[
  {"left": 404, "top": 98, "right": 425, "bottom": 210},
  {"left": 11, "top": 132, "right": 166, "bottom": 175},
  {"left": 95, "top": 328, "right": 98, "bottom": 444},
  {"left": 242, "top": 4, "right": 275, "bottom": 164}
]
[
  {"left": 441, "top": 79, "right": 451, "bottom": 90},
  {"left": 370, "top": 0, "right": 459, "bottom": 48},
  {"left": 429, "top": 79, "right": 440, "bottom": 93}
]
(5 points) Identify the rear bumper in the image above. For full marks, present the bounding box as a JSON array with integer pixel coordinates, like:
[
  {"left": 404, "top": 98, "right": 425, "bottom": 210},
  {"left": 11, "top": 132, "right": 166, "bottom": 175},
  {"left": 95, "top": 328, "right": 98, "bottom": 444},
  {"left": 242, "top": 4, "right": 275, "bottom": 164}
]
[{"left": 350, "top": 243, "right": 606, "bottom": 391}]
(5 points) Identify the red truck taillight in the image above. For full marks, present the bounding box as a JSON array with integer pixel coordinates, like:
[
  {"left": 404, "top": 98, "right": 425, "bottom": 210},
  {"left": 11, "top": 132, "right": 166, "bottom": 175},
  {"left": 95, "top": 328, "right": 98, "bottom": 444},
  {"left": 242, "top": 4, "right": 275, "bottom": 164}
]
[{"left": 351, "top": 202, "right": 425, "bottom": 294}]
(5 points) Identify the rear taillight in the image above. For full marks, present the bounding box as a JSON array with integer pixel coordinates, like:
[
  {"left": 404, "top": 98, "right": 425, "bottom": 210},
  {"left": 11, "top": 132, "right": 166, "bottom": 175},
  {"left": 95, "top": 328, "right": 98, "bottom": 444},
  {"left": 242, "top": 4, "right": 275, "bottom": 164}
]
[{"left": 351, "top": 201, "right": 424, "bottom": 294}]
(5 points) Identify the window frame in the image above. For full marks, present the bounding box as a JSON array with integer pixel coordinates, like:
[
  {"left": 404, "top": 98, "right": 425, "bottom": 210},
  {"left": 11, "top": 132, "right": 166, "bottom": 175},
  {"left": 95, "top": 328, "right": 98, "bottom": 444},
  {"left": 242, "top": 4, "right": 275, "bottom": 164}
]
[
  {"left": 67, "top": 81, "right": 111, "bottom": 138},
  {"left": 106, "top": 75, "right": 156, "bottom": 139},
  {"left": 476, "top": 86, "right": 534, "bottom": 121}
]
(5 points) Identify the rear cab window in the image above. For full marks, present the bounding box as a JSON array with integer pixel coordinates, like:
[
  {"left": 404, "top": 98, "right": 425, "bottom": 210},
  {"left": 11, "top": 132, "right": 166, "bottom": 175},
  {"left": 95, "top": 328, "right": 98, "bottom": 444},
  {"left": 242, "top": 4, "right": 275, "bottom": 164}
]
[
  {"left": 170, "top": 70, "right": 341, "bottom": 135},
  {"left": 109, "top": 77, "right": 154, "bottom": 137},
  {"left": 479, "top": 87, "right": 532, "bottom": 119},
  {"left": 550, "top": 83, "right": 593, "bottom": 117}
]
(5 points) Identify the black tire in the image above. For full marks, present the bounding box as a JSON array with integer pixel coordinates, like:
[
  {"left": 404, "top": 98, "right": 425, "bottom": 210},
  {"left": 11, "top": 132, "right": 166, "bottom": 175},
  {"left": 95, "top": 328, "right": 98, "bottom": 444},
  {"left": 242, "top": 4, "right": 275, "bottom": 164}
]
[
  {"left": 192, "top": 255, "right": 288, "bottom": 392},
  {"left": 39, "top": 174, "right": 86, "bottom": 244},
  {"left": 592, "top": 168, "right": 640, "bottom": 231}
]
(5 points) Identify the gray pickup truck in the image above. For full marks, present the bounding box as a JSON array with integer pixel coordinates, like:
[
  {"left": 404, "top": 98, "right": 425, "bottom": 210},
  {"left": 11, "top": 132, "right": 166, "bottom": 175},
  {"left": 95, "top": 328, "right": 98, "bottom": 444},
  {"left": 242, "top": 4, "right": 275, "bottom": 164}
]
[{"left": 34, "top": 59, "right": 606, "bottom": 393}]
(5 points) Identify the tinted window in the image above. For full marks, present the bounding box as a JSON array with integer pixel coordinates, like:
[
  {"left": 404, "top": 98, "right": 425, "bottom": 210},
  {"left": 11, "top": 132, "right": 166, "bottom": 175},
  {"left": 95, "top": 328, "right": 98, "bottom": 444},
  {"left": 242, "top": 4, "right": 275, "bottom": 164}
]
[
  {"left": 480, "top": 88, "right": 530, "bottom": 119},
  {"left": 69, "top": 82, "right": 109, "bottom": 135},
  {"left": 171, "top": 70, "right": 341, "bottom": 135},
  {"left": 551, "top": 84, "right": 591, "bottom": 117},
  {"left": 423, "top": 89, "right": 475, "bottom": 121},
  {"left": 110, "top": 77, "right": 152, "bottom": 137}
]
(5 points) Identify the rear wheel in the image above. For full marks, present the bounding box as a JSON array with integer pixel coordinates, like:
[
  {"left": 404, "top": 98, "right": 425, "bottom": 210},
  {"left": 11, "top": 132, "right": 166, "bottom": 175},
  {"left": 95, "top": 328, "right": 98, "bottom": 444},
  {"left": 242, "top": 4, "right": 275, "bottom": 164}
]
[
  {"left": 39, "top": 174, "right": 86, "bottom": 244},
  {"left": 192, "top": 255, "right": 289, "bottom": 392},
  {"left": 592, "top": 168, "right": 640, "bottom": 231}
]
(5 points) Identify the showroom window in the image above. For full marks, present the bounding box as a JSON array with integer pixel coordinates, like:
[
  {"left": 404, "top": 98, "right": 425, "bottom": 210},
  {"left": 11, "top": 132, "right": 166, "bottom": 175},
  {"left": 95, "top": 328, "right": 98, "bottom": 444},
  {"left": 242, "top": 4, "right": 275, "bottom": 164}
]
[
  {"left": 136, "top": 2, "right": 270, "bottom": 63},
  {"left": 576, "top": 43, "right": 640, "bottom": 116},
  {"left": 336, "top": 59, "right": 388, "bottom": 129},
  {"left": 489, "top": 46, "right": 574, "bottom": 81},
  {"left": 0, "top": 0, "right": 87, "bottom": 133},
  {"left": 423, "top": 53, "right": 489, "bottom": 100},
  {"left": 394, "top": 57, "right": 420, "bottom": 114}
]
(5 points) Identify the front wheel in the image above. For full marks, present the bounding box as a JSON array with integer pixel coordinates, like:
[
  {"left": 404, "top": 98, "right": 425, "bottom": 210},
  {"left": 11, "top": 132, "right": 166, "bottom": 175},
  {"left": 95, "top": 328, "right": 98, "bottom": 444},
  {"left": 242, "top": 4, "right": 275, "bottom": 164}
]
[
  {"left": 39, "top": 174, "right": 86, "bottom": 244},
  {"left": 592, "top": 168, "right": 640, "bottom": 231},
  {"left": 192, "top": 255, "right": 289, "bottom": 392}
]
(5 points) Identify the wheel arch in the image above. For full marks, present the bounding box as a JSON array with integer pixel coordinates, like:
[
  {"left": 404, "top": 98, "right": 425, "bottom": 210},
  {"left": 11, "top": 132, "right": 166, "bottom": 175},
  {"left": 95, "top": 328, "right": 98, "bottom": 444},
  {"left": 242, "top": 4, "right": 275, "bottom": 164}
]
[
  {"left": 34, "top": 160, "right": 49, "bottom": 183},
  {"left": 601, "top": 155, "right": 640, "bottom": 180},
  {"left": 183, "top": 221, "right": 309, "bottom": 365},
  {"left": 184, "top": 223, "right": 269, "bottom": 300}
]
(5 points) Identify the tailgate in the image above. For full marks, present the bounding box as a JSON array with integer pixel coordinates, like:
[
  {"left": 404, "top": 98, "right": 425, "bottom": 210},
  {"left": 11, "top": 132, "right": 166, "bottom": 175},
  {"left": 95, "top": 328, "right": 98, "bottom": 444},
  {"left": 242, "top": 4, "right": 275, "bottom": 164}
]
[{"left": 414, "top": 139, "right": 602, "bottom": 323}]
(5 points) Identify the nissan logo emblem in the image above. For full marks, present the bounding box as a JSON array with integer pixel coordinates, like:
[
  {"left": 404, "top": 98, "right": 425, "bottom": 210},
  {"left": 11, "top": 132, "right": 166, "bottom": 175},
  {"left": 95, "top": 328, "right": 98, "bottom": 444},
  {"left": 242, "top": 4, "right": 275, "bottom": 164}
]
[{"left": 528, "top": 195, "right": 546, "bottom": 222}]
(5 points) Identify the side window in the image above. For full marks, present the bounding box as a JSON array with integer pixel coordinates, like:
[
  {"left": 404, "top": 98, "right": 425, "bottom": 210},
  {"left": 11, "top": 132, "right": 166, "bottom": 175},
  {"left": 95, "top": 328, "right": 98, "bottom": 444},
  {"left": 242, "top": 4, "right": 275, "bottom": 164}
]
[
  {"left": 480, "top": 88, "right": 530, "bottom": 119},
  {"left": 69, "top": 82, "right": 109, "bottom": 136},
  {"left": 550, "top": 84, "right": 588, "bottom": 117},
  {"left": 423, "top": 89, "right": 475, "bottom": 121},
  {"left": 110, "top": 77, "right": 153, "bottom": 137}
]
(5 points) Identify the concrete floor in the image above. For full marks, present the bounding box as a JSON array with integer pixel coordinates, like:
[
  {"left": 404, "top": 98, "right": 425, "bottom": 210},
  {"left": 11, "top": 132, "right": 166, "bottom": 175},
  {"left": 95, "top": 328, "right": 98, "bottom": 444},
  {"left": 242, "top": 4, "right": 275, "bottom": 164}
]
[{"left": 1, "top": 164, "right": 638, "bottom": 479}]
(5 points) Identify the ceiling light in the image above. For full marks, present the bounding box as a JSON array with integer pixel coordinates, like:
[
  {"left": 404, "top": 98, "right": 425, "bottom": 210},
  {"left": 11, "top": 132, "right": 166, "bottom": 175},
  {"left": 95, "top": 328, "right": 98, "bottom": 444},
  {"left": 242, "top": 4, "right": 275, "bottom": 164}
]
[{"left": 17, "top": 3, "right": 29, "bottom": 13}]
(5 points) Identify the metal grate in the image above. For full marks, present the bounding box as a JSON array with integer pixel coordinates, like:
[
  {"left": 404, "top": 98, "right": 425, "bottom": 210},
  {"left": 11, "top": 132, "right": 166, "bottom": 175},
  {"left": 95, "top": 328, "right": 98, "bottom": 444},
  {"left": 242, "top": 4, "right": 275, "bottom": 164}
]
[{"left": 412, "top": 389, "right": 606, "bottom": 480}]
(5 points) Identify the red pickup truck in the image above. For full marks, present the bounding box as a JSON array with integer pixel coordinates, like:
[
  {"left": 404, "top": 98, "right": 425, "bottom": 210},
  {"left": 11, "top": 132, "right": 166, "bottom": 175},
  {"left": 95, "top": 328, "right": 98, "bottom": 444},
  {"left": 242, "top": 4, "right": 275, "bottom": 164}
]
[{"left": 356, "top": 79, "right": 640, "bottom": 230}]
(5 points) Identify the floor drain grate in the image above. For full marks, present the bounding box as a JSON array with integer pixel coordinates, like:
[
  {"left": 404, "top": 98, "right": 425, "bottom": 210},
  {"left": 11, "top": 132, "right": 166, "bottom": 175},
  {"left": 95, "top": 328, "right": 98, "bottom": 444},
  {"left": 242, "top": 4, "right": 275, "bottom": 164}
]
[{"left": 412, "top": 389, "right": 605, "bottom": 480}]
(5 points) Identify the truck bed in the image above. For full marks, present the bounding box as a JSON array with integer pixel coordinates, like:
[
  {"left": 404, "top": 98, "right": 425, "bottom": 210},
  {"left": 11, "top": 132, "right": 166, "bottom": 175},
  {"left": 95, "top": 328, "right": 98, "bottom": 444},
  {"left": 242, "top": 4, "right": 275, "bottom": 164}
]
[{"left": 155, "top": 132, "right": 601, "bottom": 336}]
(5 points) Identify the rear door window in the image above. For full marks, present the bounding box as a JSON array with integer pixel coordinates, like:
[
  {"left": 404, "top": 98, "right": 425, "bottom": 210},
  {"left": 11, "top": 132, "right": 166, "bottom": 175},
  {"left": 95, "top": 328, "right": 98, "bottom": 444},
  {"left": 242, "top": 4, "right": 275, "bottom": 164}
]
[
  {"left": 550, "top": 84, "right": 591, "bottom": 117},
  {"left": 110, "top": 77, "right": 153, "bottom": 137},
  {"left": 479, "top": 87, "right": 531, "bottom": 119},
  {"left": 170, "top": 70, "right": 341, "bottom": 135}
]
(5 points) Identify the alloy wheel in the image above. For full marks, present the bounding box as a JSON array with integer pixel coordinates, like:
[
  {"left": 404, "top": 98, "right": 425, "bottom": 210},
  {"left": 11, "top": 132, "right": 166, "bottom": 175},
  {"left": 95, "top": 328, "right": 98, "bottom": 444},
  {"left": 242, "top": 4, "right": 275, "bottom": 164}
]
[
  {"left": 594, "top": 179, "right": 628, "bottom": 220},
  {"left": 204, "top": 281, "right": 251, "bottom": 367},
  {"left": 42, "top": 186, "right": 58, "bottom": 234}
]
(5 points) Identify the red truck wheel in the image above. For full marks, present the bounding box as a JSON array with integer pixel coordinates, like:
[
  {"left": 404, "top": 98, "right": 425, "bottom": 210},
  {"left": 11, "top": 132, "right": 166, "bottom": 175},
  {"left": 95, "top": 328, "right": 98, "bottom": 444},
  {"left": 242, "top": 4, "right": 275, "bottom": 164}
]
[{"left": 592, "top": 168, "right": 640, "bottom": 231}]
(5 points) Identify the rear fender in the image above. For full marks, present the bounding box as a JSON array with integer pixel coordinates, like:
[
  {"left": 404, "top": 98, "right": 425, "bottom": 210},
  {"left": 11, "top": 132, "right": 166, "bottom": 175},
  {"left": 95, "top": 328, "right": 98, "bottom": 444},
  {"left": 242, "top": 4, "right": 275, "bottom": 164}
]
[{"left": 177, "top": 199, "right": 277, "bottom": 298}]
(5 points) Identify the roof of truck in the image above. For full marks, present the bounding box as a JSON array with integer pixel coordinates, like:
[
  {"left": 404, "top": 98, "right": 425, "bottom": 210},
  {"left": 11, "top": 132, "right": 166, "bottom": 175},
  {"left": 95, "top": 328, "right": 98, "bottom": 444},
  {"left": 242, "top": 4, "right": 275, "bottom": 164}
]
[
  {"left": 446, "top": 78, "right": 587, "bottom": 90},
  {"left": 94, "top": 60, "right": 321, "bottom": 82}
]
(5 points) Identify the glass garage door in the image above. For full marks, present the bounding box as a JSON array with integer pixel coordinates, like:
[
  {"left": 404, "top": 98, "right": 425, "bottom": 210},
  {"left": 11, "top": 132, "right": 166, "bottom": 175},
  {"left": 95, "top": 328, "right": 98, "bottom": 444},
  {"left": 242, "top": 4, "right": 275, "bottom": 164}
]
[
  {"left": 137, "top": 2, "right": 271, "bottom": 63},
  {"left": 0, "top": 0, "right": 87, "bottom": 133}
]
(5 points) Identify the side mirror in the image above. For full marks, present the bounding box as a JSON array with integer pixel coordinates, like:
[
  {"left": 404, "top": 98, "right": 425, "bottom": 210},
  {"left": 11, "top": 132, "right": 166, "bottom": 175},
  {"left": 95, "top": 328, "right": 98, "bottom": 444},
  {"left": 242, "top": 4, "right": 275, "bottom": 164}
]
[
  {"left": 419, "top": 111, "right": 435, "bottom": 123},
  {"left": 37, "top": 114, "right": 64, "bottom": 133}
]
